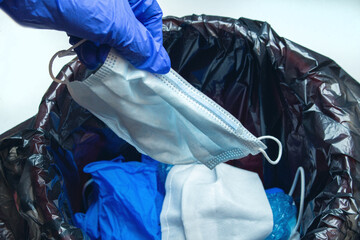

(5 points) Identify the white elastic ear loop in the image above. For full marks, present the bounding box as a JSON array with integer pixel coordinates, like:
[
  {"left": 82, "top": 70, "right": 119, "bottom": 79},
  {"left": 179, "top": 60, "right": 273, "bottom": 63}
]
[
  {"left": 258, "top": 135, "right": 282, "bottom": 165},
  {"left": 288, "top": 166, "right": 305, "bottom": 236},
  {"left": 48, "top": 39, "right": 87, "bottom": 84},
  {"left": 82, "top": 178, "right": 94, "bottom": 210}
]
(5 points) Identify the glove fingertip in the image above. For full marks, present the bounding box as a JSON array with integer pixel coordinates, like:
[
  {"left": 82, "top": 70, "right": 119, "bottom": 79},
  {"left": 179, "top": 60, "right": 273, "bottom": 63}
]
[
  {"left": 69, "top": 35, "right": 82, "bottom": 45},
  {"left": 137, "top": 46, "right": 171, "bottom": 74},
  {"left": 98, "top": 45, "right": 111, "bottom": 64},
  {"left": 153, "top": 48, "right": 171, "bottom": 74}
]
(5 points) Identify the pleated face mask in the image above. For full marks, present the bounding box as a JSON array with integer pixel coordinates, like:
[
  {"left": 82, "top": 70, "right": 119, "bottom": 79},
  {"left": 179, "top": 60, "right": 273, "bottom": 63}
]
[{"left": 49, "top": 41, "right": 281, "bottom": 169}]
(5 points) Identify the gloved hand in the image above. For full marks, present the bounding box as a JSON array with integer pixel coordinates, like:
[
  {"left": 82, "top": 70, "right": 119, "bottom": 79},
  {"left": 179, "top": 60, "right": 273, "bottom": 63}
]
[{"left": 1, "top": 0, "right": 170, "bottom": 73}]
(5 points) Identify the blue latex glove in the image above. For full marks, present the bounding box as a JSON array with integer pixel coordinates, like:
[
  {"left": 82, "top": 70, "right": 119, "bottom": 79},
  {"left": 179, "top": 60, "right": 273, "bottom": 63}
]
[
  {"left": 74, "top": 157, "right": 164, "bottom": 240},
  {"left": 1, "top": 0, "right": 170, "bottom": 73},
  {"left": 265, "top": 188, "right": 297, "bottom": 240}
]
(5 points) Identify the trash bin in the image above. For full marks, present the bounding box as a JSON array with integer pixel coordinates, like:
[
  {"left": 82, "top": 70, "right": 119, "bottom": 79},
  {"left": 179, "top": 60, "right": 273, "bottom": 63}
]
[{"left": 0, "top": 15, "right": 359, "bottom": 239}]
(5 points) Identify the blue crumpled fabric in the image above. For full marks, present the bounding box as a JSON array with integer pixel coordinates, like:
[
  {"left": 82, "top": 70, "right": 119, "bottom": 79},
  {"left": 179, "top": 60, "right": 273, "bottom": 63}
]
[
  {"left": 74, "top": 155, "right": 169, "bottom": 240},
  {"left": 265, "top": 188, "right": 297, "bottom": 240}
]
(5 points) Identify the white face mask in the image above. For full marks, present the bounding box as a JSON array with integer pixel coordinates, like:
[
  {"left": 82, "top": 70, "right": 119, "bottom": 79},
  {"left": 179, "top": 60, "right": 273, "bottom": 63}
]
[
  {"left": 49, "top": 41, "right": 281, "bottom": 169},
  {"left": 160, "top": 163, "right": 274, "bottom": 240}
]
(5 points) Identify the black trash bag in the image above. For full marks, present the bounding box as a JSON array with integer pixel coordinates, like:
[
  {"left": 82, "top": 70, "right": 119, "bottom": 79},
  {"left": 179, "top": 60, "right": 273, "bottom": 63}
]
[{"left": 0, "top": 15, "right": 359, "bottom": 239}]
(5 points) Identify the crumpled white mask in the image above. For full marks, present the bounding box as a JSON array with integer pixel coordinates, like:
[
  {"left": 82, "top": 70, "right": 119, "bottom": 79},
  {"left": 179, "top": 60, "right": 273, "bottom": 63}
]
[
  {"left": 160, "top": 163, "right": 274, "bottom": 240},
  {"left": 49, "top": 43, "right": 281, "bottom": 169}
]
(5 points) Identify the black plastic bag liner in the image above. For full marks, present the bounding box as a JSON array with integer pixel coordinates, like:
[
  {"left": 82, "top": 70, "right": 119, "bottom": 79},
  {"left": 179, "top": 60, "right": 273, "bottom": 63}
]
[{"left": 0, "top": 15, "right": 359, "bottom": 239}]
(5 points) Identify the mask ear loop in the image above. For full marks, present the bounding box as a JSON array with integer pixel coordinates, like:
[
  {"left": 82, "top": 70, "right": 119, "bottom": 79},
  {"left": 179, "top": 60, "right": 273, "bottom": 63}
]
[
  {"left": 258, "top": 135, "right": 283, "bottom": 165},
  {"left": 288, "top": 166, "right": 305, "bottom": 237},
  {"left": 82, "top": 178, "right": 94, "bottom": 211},
  {"left": 48, "top": 39, "right": 87, "bottom": 84}
]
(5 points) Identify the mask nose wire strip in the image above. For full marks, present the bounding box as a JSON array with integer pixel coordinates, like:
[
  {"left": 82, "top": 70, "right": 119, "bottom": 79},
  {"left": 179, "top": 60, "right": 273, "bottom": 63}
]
[
  {"left": 257, "top": 135, "right": 282, "bottom": 165},
  {"left": 48, "top": 39, "right": 87, "bottom": 84},
  {"left": 288, "top": 166, "right": 305, "bottom": 234}
]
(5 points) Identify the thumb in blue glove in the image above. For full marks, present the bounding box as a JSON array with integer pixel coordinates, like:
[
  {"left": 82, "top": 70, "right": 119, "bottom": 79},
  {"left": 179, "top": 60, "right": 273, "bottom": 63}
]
[
  {"left": 68, "top": 37, "right": 111, "bottom": 70},
  {"left": 1, "top": 0, "right": 171, "bottom": 74}
]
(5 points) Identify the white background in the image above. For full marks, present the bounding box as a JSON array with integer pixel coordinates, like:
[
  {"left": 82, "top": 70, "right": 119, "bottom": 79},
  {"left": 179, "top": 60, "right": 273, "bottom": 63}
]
[{"left": 0, "top": 0, "right": 359, "bottom": 134}]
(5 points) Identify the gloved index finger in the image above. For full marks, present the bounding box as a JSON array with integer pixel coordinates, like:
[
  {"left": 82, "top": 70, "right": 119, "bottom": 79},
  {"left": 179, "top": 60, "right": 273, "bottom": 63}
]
[
  {"left": 128, "top": 0, "right": 164, "bottom": 45},
  {"left": 114, "top": 13, "right": 170, "bottom": 74}
]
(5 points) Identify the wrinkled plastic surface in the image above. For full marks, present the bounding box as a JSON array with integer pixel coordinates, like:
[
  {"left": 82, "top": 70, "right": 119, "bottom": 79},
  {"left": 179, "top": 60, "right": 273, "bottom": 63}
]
[
  {"left": 0, "top": 60, "right": 134, "bottom": 239},
  {"left": 74, "top": 155, "right": 164, "bottom": 240},
  {"left": 0, "top": 15, "right": 359, "bottom": 239},
  {"left": 266, "top": 188, "right": 297, "bottom": 240}
]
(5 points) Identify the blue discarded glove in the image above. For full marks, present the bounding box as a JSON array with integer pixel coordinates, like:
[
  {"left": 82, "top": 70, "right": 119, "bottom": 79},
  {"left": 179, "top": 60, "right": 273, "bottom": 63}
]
[
  {"left": 1, "top": 0, "right": 171, "bottom": 73},
  {"left": 265, "top": 188, "right": 297, "bottom": 240},
  {"left": 74, "top": 156, "right": 165, "bottom": 240}
]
